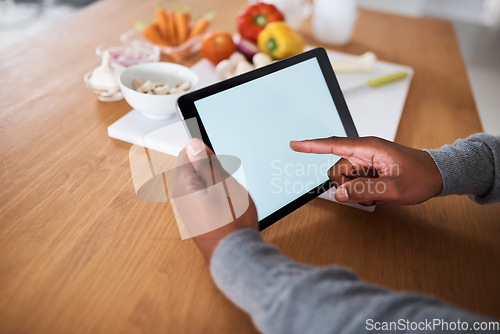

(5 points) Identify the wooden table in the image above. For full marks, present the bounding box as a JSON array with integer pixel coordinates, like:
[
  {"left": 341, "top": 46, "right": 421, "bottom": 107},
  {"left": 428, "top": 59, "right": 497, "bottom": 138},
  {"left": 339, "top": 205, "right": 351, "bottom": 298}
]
[{"left": 1, "top": 0, "right": 499, "bottom": 332}]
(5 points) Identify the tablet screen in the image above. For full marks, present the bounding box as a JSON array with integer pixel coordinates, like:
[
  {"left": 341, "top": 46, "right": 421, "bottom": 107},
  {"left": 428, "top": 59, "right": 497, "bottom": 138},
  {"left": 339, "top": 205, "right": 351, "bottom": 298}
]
[{"left": 192, "top": 57, "right": 347, "bottom": 221}]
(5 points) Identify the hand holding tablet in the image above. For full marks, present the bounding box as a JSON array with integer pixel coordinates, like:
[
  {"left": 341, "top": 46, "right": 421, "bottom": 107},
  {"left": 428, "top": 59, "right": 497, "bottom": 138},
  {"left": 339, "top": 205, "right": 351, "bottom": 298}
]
[
  {"left": 172, "top": 138, "right": 258, "bottom": 258},
  {"left": 177, "top": 48, "right": 361, "bottom": 230}
]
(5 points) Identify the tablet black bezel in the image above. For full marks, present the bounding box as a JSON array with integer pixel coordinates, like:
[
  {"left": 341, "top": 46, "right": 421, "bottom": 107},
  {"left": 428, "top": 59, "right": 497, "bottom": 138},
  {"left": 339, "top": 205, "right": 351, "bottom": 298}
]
[{"left": 177, "top": 47, "right": 358, "bottom": 231}]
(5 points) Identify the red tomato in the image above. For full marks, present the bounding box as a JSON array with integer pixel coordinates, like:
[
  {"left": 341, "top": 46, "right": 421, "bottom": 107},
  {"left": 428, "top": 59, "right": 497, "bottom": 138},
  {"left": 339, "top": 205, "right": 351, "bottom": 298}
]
[{"left": 201, "top": 31, "right": 237, "bottom": 65}]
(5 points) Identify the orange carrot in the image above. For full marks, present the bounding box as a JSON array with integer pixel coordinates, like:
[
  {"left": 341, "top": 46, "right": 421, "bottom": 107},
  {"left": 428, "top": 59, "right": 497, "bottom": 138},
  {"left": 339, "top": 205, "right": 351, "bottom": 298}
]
[
  {"left": 155, "top": 9, "right": 172, "bottom": 45},
  {"left": 165, "top": 10, "right": 177, "bottom": 46},
  {"left": 188, "top": 12, "right": 213, "bottom": 39},
  {"left": 174, "top": 11, "right": 191, "bottom": 45},
  {"left": 143, "top": 23, "right": 167, "bottom": 46}
]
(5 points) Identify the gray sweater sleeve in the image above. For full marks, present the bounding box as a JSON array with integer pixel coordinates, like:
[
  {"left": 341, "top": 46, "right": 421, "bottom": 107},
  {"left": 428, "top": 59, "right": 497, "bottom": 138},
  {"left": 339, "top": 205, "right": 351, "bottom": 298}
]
[
  {"left": 210, "top": 229, "right": 496, "bottom": 334},
  {"left": 425, "top": 133, "right": 500, "bottom": 204}
]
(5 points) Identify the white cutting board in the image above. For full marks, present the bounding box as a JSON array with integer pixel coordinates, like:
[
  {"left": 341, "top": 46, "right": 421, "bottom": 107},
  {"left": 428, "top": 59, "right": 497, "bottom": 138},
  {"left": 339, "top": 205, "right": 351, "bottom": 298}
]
[{"left": 108, "top": 49, "right": 413, "bottom": 211}]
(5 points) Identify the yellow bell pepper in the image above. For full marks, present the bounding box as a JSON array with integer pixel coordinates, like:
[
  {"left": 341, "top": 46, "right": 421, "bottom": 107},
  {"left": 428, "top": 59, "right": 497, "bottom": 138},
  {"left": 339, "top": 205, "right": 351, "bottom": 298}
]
[{"left": 257, "top": 22, "right": 305, "bottom": 60}]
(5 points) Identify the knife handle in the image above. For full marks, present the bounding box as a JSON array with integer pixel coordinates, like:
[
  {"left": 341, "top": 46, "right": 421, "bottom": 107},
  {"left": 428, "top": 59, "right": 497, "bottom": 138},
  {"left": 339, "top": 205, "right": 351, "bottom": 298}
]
[{"left": 367, "top": 71, "right": 408, "bottom": 88}]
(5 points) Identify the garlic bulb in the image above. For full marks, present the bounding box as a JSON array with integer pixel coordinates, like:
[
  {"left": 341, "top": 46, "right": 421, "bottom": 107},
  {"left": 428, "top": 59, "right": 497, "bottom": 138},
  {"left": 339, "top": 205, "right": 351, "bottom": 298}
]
[{"left": 88, "top": 51, "right": 123, "bottom": 94}]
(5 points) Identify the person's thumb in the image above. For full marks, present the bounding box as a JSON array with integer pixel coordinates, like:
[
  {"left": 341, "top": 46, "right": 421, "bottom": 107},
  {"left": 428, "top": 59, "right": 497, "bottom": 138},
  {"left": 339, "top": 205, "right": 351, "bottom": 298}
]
[
  {"left": 335, "top": 177, "right": 393, "bottom": 204},
  {"left": 186, "top": 138, "right": 214, "bottom": 186}
]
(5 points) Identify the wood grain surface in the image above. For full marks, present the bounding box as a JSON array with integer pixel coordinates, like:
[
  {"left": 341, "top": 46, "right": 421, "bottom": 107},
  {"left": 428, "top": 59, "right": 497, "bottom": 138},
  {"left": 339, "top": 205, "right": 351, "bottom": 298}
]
[{"left": 0, "top": 0, "right": 499, "bottom": 333}]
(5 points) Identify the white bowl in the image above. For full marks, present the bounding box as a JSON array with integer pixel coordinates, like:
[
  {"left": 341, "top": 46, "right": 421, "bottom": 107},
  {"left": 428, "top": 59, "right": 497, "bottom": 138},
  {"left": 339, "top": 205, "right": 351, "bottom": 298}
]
[{"left": 119, "top": 62, "right": 198, "bottom": 120}]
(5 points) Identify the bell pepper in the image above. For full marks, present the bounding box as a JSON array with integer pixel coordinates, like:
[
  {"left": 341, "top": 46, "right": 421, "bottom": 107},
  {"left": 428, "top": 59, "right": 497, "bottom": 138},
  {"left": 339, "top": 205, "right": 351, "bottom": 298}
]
[
  {"left": 237, "top": 3, "right": 285, "bottom": 42},
  {"left": 257, "top": 22, "right": 305, "bottom": 60}
]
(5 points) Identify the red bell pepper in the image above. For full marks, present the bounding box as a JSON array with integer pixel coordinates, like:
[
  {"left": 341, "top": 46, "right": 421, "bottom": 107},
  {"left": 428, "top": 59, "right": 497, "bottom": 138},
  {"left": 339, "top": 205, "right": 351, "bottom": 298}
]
[{"left": 237, "top": 3, "right": 285, "bottom": 42}]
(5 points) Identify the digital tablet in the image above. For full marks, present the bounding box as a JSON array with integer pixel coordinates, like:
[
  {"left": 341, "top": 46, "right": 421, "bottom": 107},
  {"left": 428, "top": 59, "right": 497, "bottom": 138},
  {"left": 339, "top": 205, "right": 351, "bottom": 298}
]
[{"left": 177, "top": 47, "right": 358, "bottom": 230}]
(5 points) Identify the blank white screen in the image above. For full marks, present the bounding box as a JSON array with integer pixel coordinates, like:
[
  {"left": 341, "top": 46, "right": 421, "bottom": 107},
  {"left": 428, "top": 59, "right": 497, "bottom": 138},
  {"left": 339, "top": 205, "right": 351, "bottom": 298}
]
[{"left": 194, "top": 58, "right": 346, "bottom": 220}]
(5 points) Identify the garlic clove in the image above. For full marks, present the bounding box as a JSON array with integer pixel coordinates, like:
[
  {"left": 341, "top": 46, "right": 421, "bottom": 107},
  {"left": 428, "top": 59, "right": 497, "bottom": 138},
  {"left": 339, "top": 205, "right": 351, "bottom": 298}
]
[
  {"left": 169, "top": 87, "right": 184, "bottom": 94},
  {"left": 234, "top": 61, "right": 254, "bottom": 76},
  {"left": 154, "top": 85, "right": 171, "bottom": 95},
  {"left": 253, "top": 52, "right": 272, "bottom": 68},
  {"left": 229, "top": 52, "right": 246, "bottom": 67},
  {"left": 177, "top": 81, "right": 191, "bottom": 91},
  {"left": 215, "top": 59, "right": 234, "bottom": 80},
  {"left": 137, "top": 80, "right": 155, "bottom": 93},
  {"left": 132, "top": 79, "right": 145, "bottom": 90}
]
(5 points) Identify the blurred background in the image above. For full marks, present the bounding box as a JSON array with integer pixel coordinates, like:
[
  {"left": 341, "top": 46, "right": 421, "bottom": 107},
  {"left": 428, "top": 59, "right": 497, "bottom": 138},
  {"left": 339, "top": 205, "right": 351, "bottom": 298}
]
[{"left": 1, "top": 0, "right": 498, "bottom": 134}]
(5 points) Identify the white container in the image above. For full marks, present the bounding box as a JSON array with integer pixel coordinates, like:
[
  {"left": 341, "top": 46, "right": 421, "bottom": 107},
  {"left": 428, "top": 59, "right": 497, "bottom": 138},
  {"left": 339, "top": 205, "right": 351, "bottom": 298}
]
[
  {"left": 119, "top": 62, "right": 198, "bottom": 120},
  {"left": 312, "top": 0, "right": 358, "bottom": 45}
]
